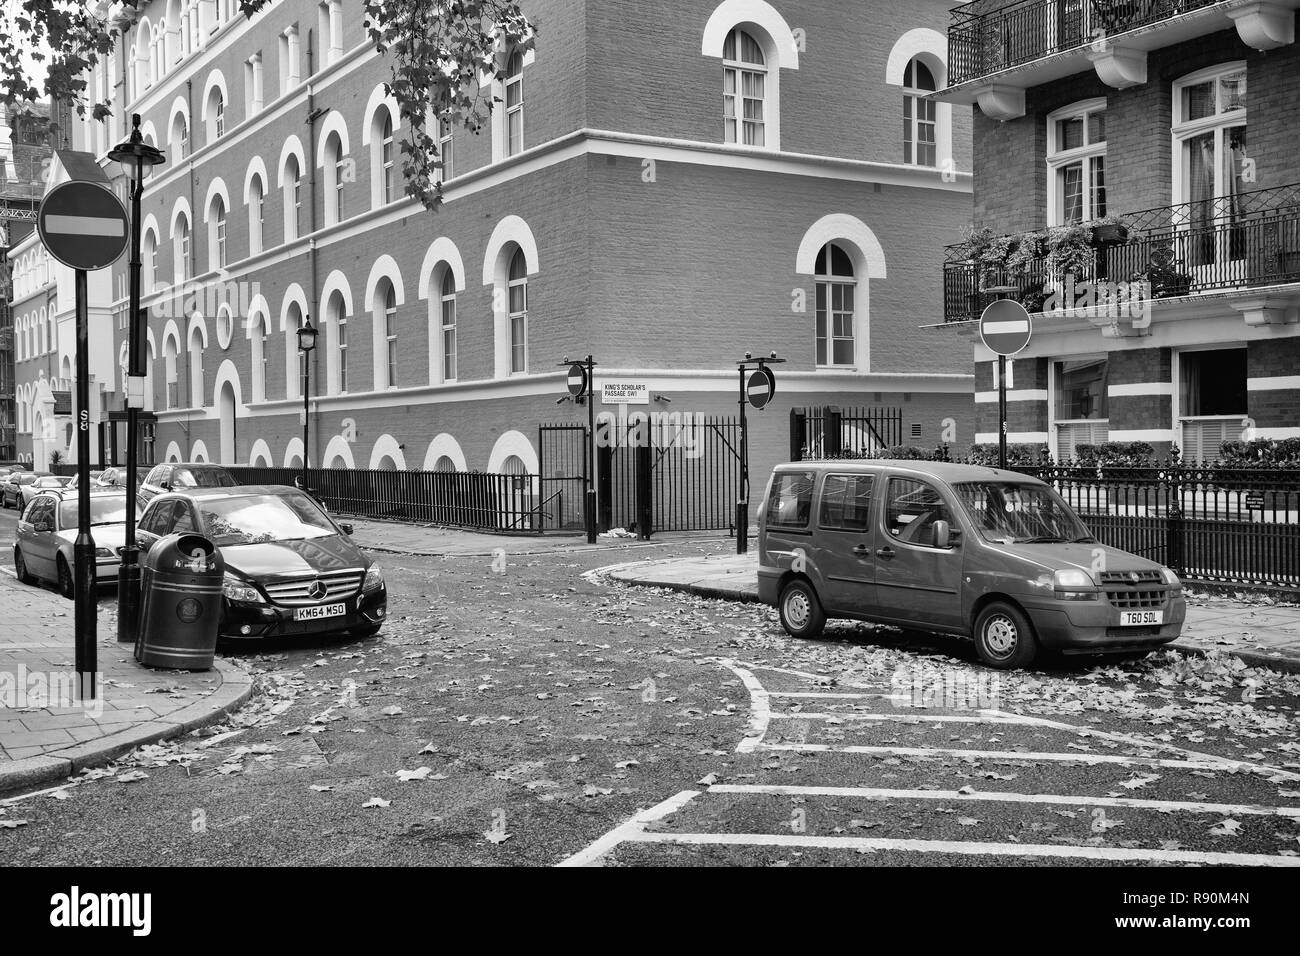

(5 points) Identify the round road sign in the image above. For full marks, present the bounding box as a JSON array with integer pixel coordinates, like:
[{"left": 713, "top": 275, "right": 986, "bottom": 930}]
[
  {"left": 567, "top": 362, "right": 588, "bottom": 397},
  {"left": 37, "top": 181, "right": 130, "bottom": 271},
  {"left": 979, "top": 299, "right": 1033, "bottom": 356},
  {"left": 747, "top": 366, "right": 776, "bottom": 410}
]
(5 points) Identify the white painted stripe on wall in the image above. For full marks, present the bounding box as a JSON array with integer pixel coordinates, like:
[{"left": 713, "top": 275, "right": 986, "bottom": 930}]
[
  {"left": 1248, "top": 376, "right": 1300, "bottom": 391},
  {"left": 1108, "top": 382, "right": 1173, "bottom": 397},
  {"left": 975, "top": 390, "right": 1048, "bottom": 404},
  {"left": 1254, "top": 427, "right": 1300, "bottom": 439},
  {"left": 973, "top": 431, "right": 1051, "bottom": 444}
]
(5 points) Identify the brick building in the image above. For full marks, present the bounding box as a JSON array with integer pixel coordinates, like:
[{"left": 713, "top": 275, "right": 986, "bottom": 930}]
[
  {"left": 17, "top": 0, "right": 976, "bottom": 521},
  {"left": 933, "top": 0, "right": 1300, "bottom": 460}
]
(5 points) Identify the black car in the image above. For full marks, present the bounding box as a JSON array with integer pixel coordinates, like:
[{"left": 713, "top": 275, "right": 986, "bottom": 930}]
[
  {"left": 136, "top": 485, "right": 386, "bottom": 640},
  {"left": 137, "top": 462, "right": 237, "bottom": 507}
]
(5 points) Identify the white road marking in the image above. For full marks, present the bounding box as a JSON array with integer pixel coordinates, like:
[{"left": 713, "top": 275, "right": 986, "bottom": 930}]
[
  {"left": 768, "top": 711, "right": 1034, "bottom": 725},
  {"left": 626, "top": 830, "right": 1300, "bottom": 866},
  {"left": 768, "top": 691, "right": 896, "bottom": 700},
  {"left": 719, "top": 660, "right": 770, "bottom": 754},
  {"left": 709, "top": 783, "right": 1300, "bottom": 818},
  {"left": 753, "top": 740, "right": 1243, "bottom": 771},
  {"left": 557, "top": 790, "right": 701, "bottom": 867}
]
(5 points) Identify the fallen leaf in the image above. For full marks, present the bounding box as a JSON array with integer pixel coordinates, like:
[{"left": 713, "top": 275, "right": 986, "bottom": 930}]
[
  {"left": 395, "top": 767, "right": 434, "bottom": 782},
  {"left": 1209, "top": 819, "right": 1241, "bottom": 837},
  {"left": 363, "top": 797, "right": 391, "bottom": 808}
]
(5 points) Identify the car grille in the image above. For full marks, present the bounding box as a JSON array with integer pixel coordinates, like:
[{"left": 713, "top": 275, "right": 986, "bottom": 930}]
[
  {"left": 262, "top": 570, "right": 364, "bottom": 607},
  {"left": 1106, "top": 589, "right": 1166, "bottom": 609},
  {"left": 1099, "top": 570, "right": 1163, "bottom": 586}
]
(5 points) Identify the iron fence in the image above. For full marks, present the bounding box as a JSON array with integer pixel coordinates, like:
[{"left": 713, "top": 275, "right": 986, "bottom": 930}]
[
  {"left": 790, "top": 406, "right": 904, "bottom": 460},
  {"left": 989, "top": 462, "right": 1300, "bottom": 588},
  {"left": 224, "top": 466, "right": 547, "bottom": 533}
]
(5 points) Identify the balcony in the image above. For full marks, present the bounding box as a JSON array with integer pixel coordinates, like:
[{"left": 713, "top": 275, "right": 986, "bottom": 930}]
[
  {"left": 943, "top": 182, "right": 1300, "bottom": 323},
  {"left": 942, "top": 0, "right": 1299, "bottom": 118}
]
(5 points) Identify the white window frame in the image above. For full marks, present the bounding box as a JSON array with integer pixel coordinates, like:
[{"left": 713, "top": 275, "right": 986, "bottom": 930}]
[
  {"left": 508, "top": 251, "right": 528, "bottom": 375},
  {"left": 505, "top": 54, "right": 524, "bottom": 157},
  {"left": 337, "top": 312, "right": 349, "bottom": 394},
  {"left": 1171, "top": 63, "right": 1248, "bottom": 244},
  {"left": 723, "top": 28, "right": 768, "bottom": 148},
  {"left": 249, "top": 177, "right": 264, "bottom": 255},
  {"left": 440, "top": 271, "right": 457, "bottom": 383},
  {"left": 1046, "top": 98, "right": 1108, "bottom": 226},
  {"left": 438, "top": 116, "right": 453, "bottom": 182},
  {"left": 814, "top": 243, "right": 857, "bottom": 369},
  {"left": 901, "top": 57, "right": 937, "bottom": 168},
  {"left": 383, "top": 283, "right": 398, "bottom": 388}
]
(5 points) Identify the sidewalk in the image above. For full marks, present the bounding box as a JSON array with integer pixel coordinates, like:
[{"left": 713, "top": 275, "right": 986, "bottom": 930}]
[
  {"left": 345, "top": 517, "right": 731, "bottom": 557},
  {"left": 0, "top": 572, "right": 253, "bottom": 794},
  {"left": 603, "top": 554, "right": 1300, "bottom": 673}
]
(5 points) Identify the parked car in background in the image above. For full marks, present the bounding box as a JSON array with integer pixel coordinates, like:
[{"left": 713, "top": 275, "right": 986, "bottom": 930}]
[
  {"left": 3, "top": 472, "right": 55, "bottom": 511},
  {"left": 13, "top": 488, "right": 129, "bottom": 597},
  {"left": 67, "top": 467, "right": 131, "bottom": 492},
  {"left": 757, "top": 460, "right": 1186, "bottom": 669},
  {"left": 137, "top": 462, "right": 237, "bottom": 507},
  {"left": 137, "top": 485, "right": 385, "bottom": 640}
]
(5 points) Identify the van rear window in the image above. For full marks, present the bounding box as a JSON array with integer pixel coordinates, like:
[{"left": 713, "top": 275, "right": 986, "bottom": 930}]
[{"left": 765, "top": 472, "right": 814, "bottom": 529}]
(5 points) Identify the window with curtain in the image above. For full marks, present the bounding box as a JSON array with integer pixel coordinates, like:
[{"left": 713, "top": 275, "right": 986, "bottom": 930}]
[
  {"left": 1175, "top": 66, "right": 1247, "bottom": 267},
  {"left": 723, "top": 29, "right": 766, "bottom": 147},
  {"left": 815, "top": 243, "right": 855, "bottom": 367},
  {"left": 902, "top": 58, "right": 937, "bottom": 167}
]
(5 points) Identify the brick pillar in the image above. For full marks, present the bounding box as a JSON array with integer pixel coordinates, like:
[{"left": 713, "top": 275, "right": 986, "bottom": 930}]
[
  {"left": 1106, "top": 347, "right": 1173, "bottom": 456},
  {"left": 1247, "top": 337, "right": 1300, "bottom": 437},
  {"left": 975, "top": 356, "right": 1049, "bottom": 449}
]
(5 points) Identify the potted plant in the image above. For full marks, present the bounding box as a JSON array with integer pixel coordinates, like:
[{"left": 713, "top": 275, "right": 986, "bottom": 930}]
[{"left": 1089, "top": 215, "right": 1129, "bottom": 246}]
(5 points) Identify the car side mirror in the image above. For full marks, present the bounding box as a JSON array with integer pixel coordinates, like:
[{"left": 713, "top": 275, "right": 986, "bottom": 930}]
[
  {"left": 340, "top": 523, "right": 354, "bottom": 536},
  {"left": 161, "top": 481, "right": 173, "bottom": 491},
  {"left": 932, "top": 519, "right": 952, "bottom": 549}
]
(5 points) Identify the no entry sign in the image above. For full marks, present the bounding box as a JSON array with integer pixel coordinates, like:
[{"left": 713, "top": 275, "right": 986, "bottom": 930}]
[
  {"left": 979, "top": 299, "right": 1033, "bottom": 356},
  {"left": 747, "top": 366, "right": 776, "bottom": 410},
  {"left": 38, "top": 181, "right": 130, "bottom": 271},
  {"left": 567, "top": 362, "right": 588, "bottom": 397}
]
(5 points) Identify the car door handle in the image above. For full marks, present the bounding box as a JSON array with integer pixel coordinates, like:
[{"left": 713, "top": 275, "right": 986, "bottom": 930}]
[
  {"left": 876, "top": 547, "right": 896, "bottom": 559},
  {"left": 852, "top": 544, "right": 871, "bottom": 556}
]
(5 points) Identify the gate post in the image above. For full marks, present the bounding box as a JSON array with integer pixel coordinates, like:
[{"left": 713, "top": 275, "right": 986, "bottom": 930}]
[
  {"left": 825, "top": 407, "right": 843, "bottom": 458},
  {"left": 1165, "top": 467, "right": 1186, "bottom": 576},
  {"left": 635, "top": 442, "right": 652, "bottom": 540},
  {"left": 790, "top": 407, "right": 806, "bottom": 462}
]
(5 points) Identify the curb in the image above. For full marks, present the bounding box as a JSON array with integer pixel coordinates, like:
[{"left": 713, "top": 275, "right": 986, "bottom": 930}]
[
  {"left": 606, "top": 566, "right": 1300, "bottom": 676},
  {"left": 0, "top": 659, "right": 255, "bottom": 797}
]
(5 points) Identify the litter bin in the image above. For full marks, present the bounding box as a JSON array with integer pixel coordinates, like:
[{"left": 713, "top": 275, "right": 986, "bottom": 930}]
[{"left": 135, "top": 533, "right": 225, "bottom": 670}]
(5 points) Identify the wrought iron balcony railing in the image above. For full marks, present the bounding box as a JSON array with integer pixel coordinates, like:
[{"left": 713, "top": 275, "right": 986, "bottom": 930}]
[
  {"left": 948, "top": 0, "right": 1224, "bottom": 86},
  {"left": 943, "top": 183, "right": 1300, "bottom": 322}
]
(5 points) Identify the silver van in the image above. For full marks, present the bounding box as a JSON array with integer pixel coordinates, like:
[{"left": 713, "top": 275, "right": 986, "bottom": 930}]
[{"left": 757, "top": 460, "right": 1186, "bottom": 669}]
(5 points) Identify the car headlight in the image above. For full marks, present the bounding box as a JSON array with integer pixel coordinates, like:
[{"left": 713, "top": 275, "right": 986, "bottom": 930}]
[
  {"left": 94, "top": 547, "right": 116, "bottom": 559},
  {"left": 1053, "top": 568, "right": 1097, "bottom": 599},
  {"left": 222, "top": 573, "right": 264, "bottom": 603},
  {"left": 1159, "top": 567, "right": 1182, "bottom": 593},
  {"left": 363, "top": 565, "right": 384, "bottom": 592}
]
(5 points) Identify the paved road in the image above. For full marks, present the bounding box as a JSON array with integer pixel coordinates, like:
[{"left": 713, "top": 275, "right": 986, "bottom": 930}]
[{"left": 2, "top": 504, "right": 1298, "bottom": 868}]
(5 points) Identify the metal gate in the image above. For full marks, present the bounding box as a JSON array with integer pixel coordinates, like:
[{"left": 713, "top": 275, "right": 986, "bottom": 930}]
[
  {"left": 599, "top": 414, "right": 742, "bottom": 533},
  {"left": 538, "top": 423, "right": 588, "bottom": 531},
  {"left": 790, "top": 405, "right": 903, "bottom": 460}
]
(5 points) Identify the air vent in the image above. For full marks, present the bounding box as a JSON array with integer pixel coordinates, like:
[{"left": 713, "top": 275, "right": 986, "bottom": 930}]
[{"left": 910, "top": 423, "right": 922, "bottom": 439}]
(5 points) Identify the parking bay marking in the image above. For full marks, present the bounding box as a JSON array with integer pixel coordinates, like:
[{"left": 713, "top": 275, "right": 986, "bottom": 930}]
[{"left": 709, "top": 783, "right": 1300, "bottom": 818}]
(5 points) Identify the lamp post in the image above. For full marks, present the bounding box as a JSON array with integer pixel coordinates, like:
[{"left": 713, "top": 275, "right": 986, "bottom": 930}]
[
  {"left": 107, "top": 114, "right": 165, "bottom": 644},
  {"left": 297, "top": 317, "right": 318, "bottom": 490}
]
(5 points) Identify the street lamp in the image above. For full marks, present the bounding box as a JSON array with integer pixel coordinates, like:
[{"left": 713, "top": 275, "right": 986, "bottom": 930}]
[
  {"left": 107, "top": 113, "right": 165, "bottom": 645},
  {"left": 297, "top": 317, "right": 318, "bottom": 490}
]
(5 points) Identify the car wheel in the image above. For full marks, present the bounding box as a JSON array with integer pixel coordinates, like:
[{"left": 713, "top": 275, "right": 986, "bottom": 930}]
[
  {"left": 778, "top": 578, "right": 826, "bottom": 639},
  {"left": 56, "top": 556, "right": 74, "bottom": 600},
  {"left": 973, "top": 601, "right": 1038, "bottom": 669},
  {"left": 14, "top": 548, "right": 35, "bottom": 585}
]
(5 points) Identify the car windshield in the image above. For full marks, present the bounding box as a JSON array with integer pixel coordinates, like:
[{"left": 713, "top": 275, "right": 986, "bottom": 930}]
[
  {"left": 196, "top": 492, "right": 336, "bottom": 545},
  {"left": 173, "top": 468, "right": 235, "bottom": 488},
  {"left": 59, "top": 495, "right": 129, "bottom": 528},
  {"left": 17, "top": 475, "right": 36, "bottom": 485},
  {"left": 954, "top": 481, "right": 1093, "bottom": 545}
]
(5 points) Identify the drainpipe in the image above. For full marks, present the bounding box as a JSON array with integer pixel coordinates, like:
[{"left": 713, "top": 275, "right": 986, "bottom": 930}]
[
  {"left": 305, "top": 30, "right": 321, "bottom": 471},
  {"left": 184, "top": 77, "right": 197, "bottom": 444}
]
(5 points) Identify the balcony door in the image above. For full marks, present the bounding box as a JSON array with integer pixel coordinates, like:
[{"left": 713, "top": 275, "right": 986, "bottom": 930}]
[{"left": 1174, "top": 65, "right": 1248, "bottom": 288}]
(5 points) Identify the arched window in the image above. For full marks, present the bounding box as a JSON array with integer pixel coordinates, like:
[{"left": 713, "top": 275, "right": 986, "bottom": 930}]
[
  {"left": 171, "top": 113, "right": 189, "bottom": 158},
  {"left": 143, "top": 231, "right": 157, "bottom": 292},
  {"left": 189, "top": 327, "right": 205, "bottom": 407},
  {"left": 505, "top": 52, "right": 524, "bottom": 156},
  {"left": 723, "top": 29, "right": 766, "bottom": 147},
  {"left": 210, "top": 197, "right": 227, "bottom": 270},
  {"left": 378, "top": 112, "right": 396, "bottom": 204},
  {"left": 285, "top": 300, "right": 304, "bottom": 400},
  {"left": 378, "top": 279, "right": 398, "bottom": 388},
  {"left": 249, "top": 176, "right": 265, "bottom": 254},
  {"left": 250, "top": 316, "right": 269, "bottom": 403},
  {"left": 174, "top": 214, "right": 191, "bottom": 282},
  {"left": 284, "top": 154, "right": 302, "bottom": 240},
  {"left": 902, "top": 58, "right": 937, "bottom": 167},
  {"left": 207, "top": 85, "right": 226, "bottom": 142},
  {"left": 326, "top": 291, "right": 349, "bottom": 393},
  {"left": 508, "top": 248, "right": 528, "bottom": 374},
  {"left": 440, "top": 269, "right": 457, "bottom": 382},
  {"left": 324, "top": 133, "right": 346, "bottom": 224},
  {"left": 815, "top": 243, "right": 856, "bottom": 367}
]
